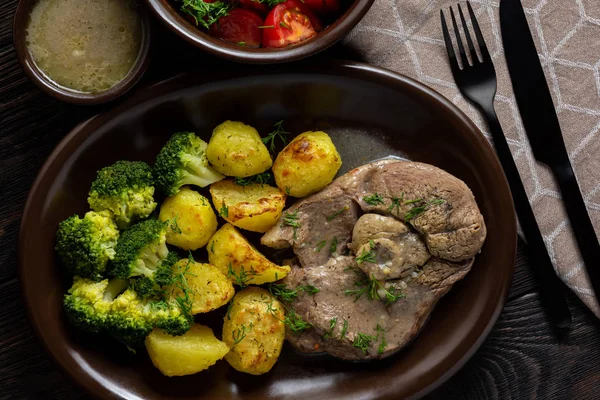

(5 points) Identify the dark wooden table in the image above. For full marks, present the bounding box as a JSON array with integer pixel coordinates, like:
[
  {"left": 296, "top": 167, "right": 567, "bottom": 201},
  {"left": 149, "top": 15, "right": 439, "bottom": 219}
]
[{"left": 2, "top": 2, "right": 600, "bottom": 399}]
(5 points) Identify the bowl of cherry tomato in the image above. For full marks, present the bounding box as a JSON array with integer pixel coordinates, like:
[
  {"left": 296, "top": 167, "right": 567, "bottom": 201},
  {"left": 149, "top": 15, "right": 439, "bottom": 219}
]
[{"left": 146, "top": 0, "right": 375, "bottom": 63}]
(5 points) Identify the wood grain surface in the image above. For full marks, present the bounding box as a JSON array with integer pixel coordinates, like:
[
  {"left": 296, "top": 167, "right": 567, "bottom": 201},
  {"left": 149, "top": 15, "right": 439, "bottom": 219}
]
[{"left": 1, "top": 1, "right": 599, "bottom": 399}]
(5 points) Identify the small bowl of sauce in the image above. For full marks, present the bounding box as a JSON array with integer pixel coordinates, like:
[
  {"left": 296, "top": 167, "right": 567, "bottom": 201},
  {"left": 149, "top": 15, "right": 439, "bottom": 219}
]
[{"left": 14, "top": 0, "right": 151, "bottom": 104}]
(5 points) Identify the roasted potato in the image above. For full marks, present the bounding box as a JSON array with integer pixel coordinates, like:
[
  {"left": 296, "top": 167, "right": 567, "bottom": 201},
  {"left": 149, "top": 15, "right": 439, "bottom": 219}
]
[
  {"left": 158, "top": 187, "right": 217, "bottom": 250},
  {"left": 222, "top": 287, "right": 285, "bottom": 375},
  {"left": 145, "top": 324, "right": 230, "bottom": 377},
  {"left": 208, "top": 223, "right": 290, "bottom": 285},
  {"left": 206, "top": 121, "right": 272, "bottom": 178},
  {"left": 210, "top": 179, "right": 286, "bottom": 233},
  {"left": 272, "top": 131, "right": 342, "bottom": 197},
  {"left": 165, "top": 259, "right": 235, "bottom": 315}
]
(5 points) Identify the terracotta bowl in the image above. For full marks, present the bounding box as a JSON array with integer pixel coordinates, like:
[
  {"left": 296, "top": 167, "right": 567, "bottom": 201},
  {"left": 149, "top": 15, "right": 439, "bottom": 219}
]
[
  {"left": 145, "top": 0, "right": 375, "bottom": 63},
  {"left": 19, "top": 61, "right": 516, "bottom": 399},
  {"left": 13, "top": 0, "right": 151, "bottom": 105}
]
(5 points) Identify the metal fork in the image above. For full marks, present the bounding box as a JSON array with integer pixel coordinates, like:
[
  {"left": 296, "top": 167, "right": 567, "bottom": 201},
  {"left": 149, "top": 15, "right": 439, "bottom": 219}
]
[{"left": 441, "top": 2, "right": 571, "bottom": 328}]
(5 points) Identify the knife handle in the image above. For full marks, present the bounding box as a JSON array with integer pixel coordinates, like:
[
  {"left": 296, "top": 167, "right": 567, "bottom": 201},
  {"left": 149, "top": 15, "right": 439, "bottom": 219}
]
[
  {"left": 483, "top": 107, "right": 571, "bottom": 328},
  {"left": 552, "top": 160, "right": 600, "bottom": 299}
]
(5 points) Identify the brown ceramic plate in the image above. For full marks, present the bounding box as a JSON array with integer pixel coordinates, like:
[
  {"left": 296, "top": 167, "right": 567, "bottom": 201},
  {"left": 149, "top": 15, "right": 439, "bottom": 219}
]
[{"left": 19, "top": 60, "right": 516, "bottom": 400}]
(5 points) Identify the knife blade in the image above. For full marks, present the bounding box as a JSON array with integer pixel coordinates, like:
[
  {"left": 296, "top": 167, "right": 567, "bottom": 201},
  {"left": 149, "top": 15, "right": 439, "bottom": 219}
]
[{"left": 500, "top": 0, "right": 600, "bottom": 299}]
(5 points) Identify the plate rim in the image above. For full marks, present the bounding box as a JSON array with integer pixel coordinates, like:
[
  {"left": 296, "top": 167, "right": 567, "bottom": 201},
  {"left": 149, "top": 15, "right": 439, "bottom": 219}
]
[{"left": 18, "top": 59, "right": 517, "bottom": 400}]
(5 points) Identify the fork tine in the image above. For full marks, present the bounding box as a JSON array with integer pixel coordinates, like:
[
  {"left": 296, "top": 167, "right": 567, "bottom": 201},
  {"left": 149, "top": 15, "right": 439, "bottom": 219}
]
[
  {"left": 467, "top": 1, "right": 491, "bottom": 62},
  {"left": 449, "top": 7, "right": 466, "bottom": 68},
  {"left": 458, "top": 3, "right": 477, "bottom": 64},
  {"left": 440, "top": 10, "right": 460, "bottom": 73}
]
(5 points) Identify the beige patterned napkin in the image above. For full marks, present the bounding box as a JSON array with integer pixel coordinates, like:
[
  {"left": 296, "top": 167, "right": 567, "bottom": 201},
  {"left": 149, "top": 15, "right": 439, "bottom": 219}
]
[{"left": 342, "top": 0, "right": 600, "bottom": 317}]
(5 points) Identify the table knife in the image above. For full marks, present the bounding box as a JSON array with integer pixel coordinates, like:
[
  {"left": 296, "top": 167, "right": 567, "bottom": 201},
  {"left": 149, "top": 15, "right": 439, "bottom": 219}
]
[{"left": 500, "top": 0, "right": 600, "bottom": 299}]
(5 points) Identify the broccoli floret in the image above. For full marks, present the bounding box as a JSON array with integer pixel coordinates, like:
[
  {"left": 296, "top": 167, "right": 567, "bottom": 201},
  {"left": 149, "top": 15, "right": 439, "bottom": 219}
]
[
  {"left": 153, "top": 300, "right": 192, "bottom": 336},
  {"left": 129, "top": 251, "right": 179, "bottom": 298},
  {"left": 109, "top": 290, "right": 191, "bottom": 347},
  {"left": 63, "top": 277, "right": 128, "bottom": 333},
  {"left": 56, "top": 211, "right": 119, "bottom": 281},
  {"left": 153, "top": 132, "right": 224, "bottom": 196},
  {"left": 108, "top": 289, "right": 154, "bottom": 348},
  {"left": 111, "top": 219, "right": 171, "bottom": 281},
  {"left": 88, "top": 161, "right": 157, "bottom": 229}
]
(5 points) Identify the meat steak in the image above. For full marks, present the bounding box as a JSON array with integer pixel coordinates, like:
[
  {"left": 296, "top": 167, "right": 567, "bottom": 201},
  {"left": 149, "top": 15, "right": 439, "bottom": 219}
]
[{"left": 262, "top": 159, "right": 486, "bottom": 360}]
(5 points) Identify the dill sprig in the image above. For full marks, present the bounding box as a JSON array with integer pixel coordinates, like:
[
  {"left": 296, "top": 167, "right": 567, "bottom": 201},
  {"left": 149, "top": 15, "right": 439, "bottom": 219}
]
[
  {"left": 352, "top": 332, "right": 375, "bottom": 354},
  {"left": 356, "top": 248, "right": 376, "bottom": 265},
  {"left": 225, "top": 300, "right": 233, "bottom": 320},
  {"left": 284, "top": 309, "right": 312, "bottom": 335},
  {"left": 404, "top": 198, "right": 445, "bottom": 221},
  {"left": 232, "top": 323, "right": 253, "bottom": 345},
  {"left": 234, "top": 172, "right": 273, "bottom": 187},
  {"left": 344, "top": 272, "right": 405, "bottom": 305},
  {"left": 179, "top": 0, "right": 231, "bottom": 30},
  {"left": 172, "top": 253, "right": 195, "bottom": 323},
  {"left": 363, "top": 193, "right": 384, "bottom": 206},
  {"left": 269, "top": 283, "right": 319, "bottom": 302},
  {"left": 326, "top": 206, "right": 347, "bottom": 221},
  {"left": 329, "top": 237, "right": 338, "bottom": 255},
  {"left": 387, "top": 193, "right": 404, "bottom": 215},
  {"left": 219, "top": 203, "right": 229, "bottom": 218},
  {"left": 227, "top": 264, "right": 258, "bottom": 288},
  {"left": 262, "top": 120, "right": 290, "bottom": 153},
  {"left": 314, "top": 240, "right": 327, "bottom": 252},
  {"left": 167, "top": 214, "right": 182, "bottom": 234},
  {"left": 340, "top": 319, "right": 349, "bottom": 339},
  {"left": 323, "top": 317, "right": 337, "bottom": 339},
  {"left": 282, "top": 210, "right": 300, "bottom": 240}
]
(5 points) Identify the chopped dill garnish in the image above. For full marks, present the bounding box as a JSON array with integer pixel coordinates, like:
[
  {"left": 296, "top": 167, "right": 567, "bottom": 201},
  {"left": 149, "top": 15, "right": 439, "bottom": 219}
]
[
  {"left": 323, "top": 317, "right": 337, "bottom": 339},
  {"left": 172, "top": 254, "right": 195, "bottom": 323},
  {"left": 269, "top": 283, "right": 319, "bottom": 302},
  {"left": 179, "top": 0, "right": 231, "bottom": 30},
  {"left": 387, "top": 193, "right": 404, "bottom": 215},
  {"left": 262, "top": 120, "right": 290, "bottom": 153},
  {"left": 282, "top": 210, "right": 300, "bottom": 240},
  {"left": 314, "top": 240, "right": 327, "bottom": 252},
  {"left": 168, "top": 214, "right": 182, "bottom": 234},
  {"left": 265, "top": 299, "right": 279, "bottom": 316},
  {"left": 352, "top": 332, "right": 375, "bottom": 354},
  {"left": 363, "top": 193, "right": 384, "bottom": 206},
  {"left": 344, "top": 273, "right": 405, "bottom": 305},
  {"left": 356, "top": 247, "right": 376, "bottom": 264},
  {"left": 234, "top": 172, "right": 273, "bottom": 186},
  {"left": 226, "top": 300, "right": 233, "bottom": 320},
  {"left": 404, "top": 198, "right": 445, "bottom": 221},
  {"left": 219, "top": 203, "right": 229, "bottom": 218},
  {"left": 232, "top": 323, "right": 253, "bottom": 345},
  {"left": 227, "top": 264, "right": 258, "bottom": 288},
  {"left": 300, "top": 285, "right": 320, "bottom": 295},
  {"left": 329, "top": 237, "right": 338, "bottom": 255},
  {"left": 340, "top": 319, "right": 349, "bottom": 339},
  {"left": 237, "top": 42, "right": 246, "bottom": 47},
  {"left": 326, "top": 206, "right": 347, "bottom": 221},
  {"left": 285, "top": 186, "right": 291, "bottom": 196},
  {"left": 210, "top": 240, "right": 215, "bottom": 254},
  {"left": 284, "top": 309, "right": 311, "bottom": 335}
]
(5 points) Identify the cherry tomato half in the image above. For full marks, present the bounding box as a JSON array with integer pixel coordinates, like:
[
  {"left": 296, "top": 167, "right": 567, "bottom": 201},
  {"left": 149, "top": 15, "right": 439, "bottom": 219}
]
[
  {"left": 301, "top": 0, "right": 340, "bottom": 15},
  {"left": 209, "top": 8, "right": 264, "bottom": 47},
  {"left": 262, "top": 0, "right": 323, "bottom": 48},
  {"left": 238, "top": 0, "right": 269, "bottom": 15}
]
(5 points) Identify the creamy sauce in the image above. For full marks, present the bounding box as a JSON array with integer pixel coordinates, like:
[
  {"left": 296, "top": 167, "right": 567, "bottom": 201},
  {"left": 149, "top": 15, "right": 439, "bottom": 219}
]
[{"left": 26, "top": 0, "right": 142, "bottom": 93}]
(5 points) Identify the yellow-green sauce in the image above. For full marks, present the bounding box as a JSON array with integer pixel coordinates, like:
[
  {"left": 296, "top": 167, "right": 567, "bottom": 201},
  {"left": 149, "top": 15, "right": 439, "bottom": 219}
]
[{"left": 26, "top": 0, "right": 142, "bottom": 93}]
